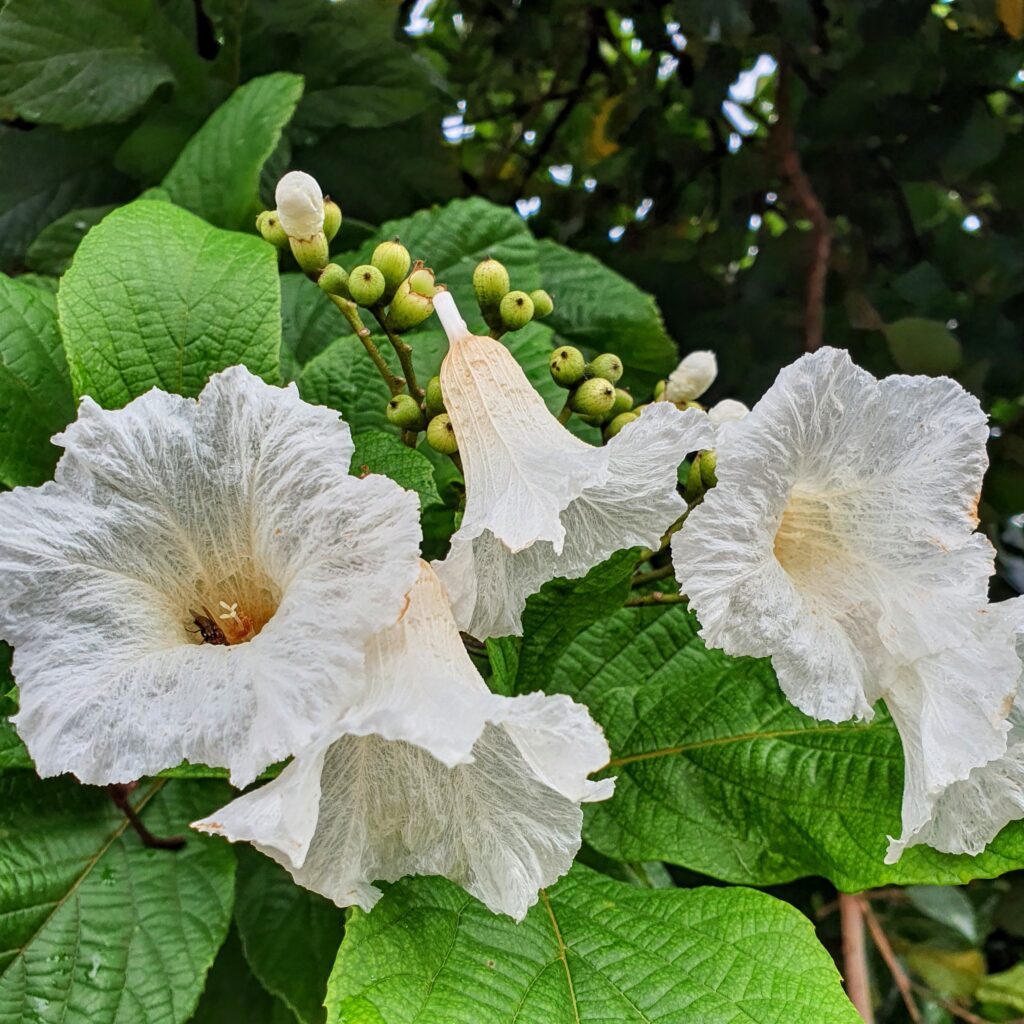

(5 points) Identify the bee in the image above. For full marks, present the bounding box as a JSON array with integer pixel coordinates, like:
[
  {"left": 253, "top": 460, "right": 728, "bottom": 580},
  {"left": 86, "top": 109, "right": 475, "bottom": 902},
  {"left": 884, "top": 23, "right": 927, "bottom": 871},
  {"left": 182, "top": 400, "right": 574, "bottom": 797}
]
[{"left": 188, "top": 608, "right": 228, "bottom": 645}]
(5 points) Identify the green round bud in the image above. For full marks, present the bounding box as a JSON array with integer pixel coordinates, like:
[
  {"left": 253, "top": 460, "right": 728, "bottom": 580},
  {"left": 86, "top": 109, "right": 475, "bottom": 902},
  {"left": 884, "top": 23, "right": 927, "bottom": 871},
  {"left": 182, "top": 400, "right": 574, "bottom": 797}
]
[
  {"left": 683, "top": 454, "right": 705, "bottom": 502},
  {"left": 317, "top": 263, "right": 349, "bottom": 297},
  {"left": 609, "top": 387, "right": 634, "bottom": 418},
  {"left": 409, "top": 266, "right": 437, "bottom": 297},
  {"left": 499, "top": 290, "right": 535, "bottom": 331},
  {"left": 604, "top": 411, "right": 639, "bottom": 438},
  {"left": 348, "top": 264, "right": 386, "bottom": 306},
  {"left": 576, "top": 413, "right": 605, "bottom": 427},
  {"left": 288, "top": 232, "right": 329, "bottom": 273},
  {"left": 699, "top": 448, "right": 718, "bottom": 489},
  {"left": 590, "top": 352, "right": 623, "bottom": 384},
  {"left": 371, "top": 240, "right": 412, "bottom": 297},
  {"left": 256, "top": 210, "right": 289, "bottom": 248},
  {"left": 426, "top": 413, "right": 458, "bottom": 455},
  {"left": 549, "top": 345, "right": 586, "bottom": 387},
  {"left": 425, "top": 375, "right": 445, "bottom": 418},
  {"left": 386, "top": 394, "right": 426, "bottom": 430},
  {"left": 472, "top": 258, "right": 510, "bottom": 311},
  {"left": 385, "top": 279, "right": 434, "bottom": 332},
  {"left": 323, "top": 198, "right": 342, "bottom": 242},
  {"left": 529, "top": 289, "right": 554, "bottom": 319},
  {"left": 654, "top": 379, "right": 667, "bottom": 400},
  {"left": 571, "top": 377, "right": 616, "bottom": 417}
]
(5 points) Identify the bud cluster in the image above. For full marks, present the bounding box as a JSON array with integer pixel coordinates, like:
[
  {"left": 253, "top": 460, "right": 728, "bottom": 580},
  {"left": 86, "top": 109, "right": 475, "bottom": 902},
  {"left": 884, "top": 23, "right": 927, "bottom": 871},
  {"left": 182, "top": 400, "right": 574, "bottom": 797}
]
[
  {"left": 548, "top": 344, "right": 638, "bottom": 440},
  {"left": 259, "top": 171, "right": 342, "bottom": 273},
  {"left": 385, "top": 374, "right": 457, "bottom": 453},
  {"left": 472, "top": 258, "right": 553, "bottom": 335}
]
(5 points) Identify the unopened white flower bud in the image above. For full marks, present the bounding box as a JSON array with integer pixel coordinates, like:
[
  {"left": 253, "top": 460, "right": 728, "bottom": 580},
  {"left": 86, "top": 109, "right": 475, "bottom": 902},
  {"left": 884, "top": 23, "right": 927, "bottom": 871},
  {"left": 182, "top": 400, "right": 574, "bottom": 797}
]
[
  {"left": 665, "top": 350, "right": 717, "bottom": 403},
  {"left": 275, "top": 171, "right": 325, "bottom": 240},
  {"left": 708, "top": 398, "right": 749, "bottom": 426}
]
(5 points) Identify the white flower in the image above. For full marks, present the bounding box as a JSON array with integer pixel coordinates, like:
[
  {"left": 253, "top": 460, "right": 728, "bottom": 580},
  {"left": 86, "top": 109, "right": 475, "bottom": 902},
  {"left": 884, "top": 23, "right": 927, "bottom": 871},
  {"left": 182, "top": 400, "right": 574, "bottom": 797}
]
[
  {"left": 665, "top": 350, "right": 717, "bottom": 403},
  {"left": 430, "top": 290, "right": 714, "bottom": 639},
  {"left": 885, "top": 602, "right": 1024, "bottom": 862},
  {"left": 193, "top": 562, "right": 613, "bottom": 921},
  {"left": 0, "top": 367, "right": 421, "bottom": 787},
  {"left": 275, "top": 170, "right": 324, "bottom": 240},
  {"left": 707, "top": 398, "right": 749, "bottom": 426},
  {"left": 672, "top": 346, "right": 993, "bottom": 723}
]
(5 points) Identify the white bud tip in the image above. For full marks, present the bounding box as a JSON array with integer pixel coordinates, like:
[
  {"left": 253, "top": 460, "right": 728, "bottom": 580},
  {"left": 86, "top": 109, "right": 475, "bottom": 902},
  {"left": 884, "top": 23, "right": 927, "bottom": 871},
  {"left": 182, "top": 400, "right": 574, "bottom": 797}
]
[
  {"left": 665, "top": 350, "right": 718, "bottom": 403},
  {"left": 275, "top": 171, "right": 325, "bottom": 240},
  {"left": 433, "top": 289, "right": 469, "bottom": 343},
  {"left": 708, "top": 398, "right": 749, "bottom": 427}
]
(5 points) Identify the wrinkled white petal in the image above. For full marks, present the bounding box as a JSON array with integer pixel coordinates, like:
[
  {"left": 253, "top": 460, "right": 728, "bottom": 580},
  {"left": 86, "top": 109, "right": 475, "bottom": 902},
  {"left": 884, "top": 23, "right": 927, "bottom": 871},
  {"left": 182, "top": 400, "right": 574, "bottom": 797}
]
[
  {"left": 666, "top": 350, "right": 717, "bottom": 403},
  {"left": 1, "top": 366, "right": 421, "bottom": 786},
  {"left": 708, "top": 398, "right": 749, "bottom": 426},
  {"left": 673, "top": 347, "right": 991, "bottom": 722},
  {"left": 886, "top": 600, "right": 1024, "bottom": 861},
  {"left": 434, "top": 290, "right": 606, "bottom": 553},
  {"left": 275, "top": 170, "right": 325, "bottom": 240},
  {"left": 194, "top": 563, "right": 612, "bottom": 921},
  {"left": 437, "top": 404, "right": 714, "bottom": 638}
]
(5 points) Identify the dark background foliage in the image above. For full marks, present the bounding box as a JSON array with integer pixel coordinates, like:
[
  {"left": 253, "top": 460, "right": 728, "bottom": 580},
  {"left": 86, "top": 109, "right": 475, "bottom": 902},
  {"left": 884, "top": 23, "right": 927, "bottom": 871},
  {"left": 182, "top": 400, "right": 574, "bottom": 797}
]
[{"left": 2, "top": 0, "right": 1024, "bottom": 1020}]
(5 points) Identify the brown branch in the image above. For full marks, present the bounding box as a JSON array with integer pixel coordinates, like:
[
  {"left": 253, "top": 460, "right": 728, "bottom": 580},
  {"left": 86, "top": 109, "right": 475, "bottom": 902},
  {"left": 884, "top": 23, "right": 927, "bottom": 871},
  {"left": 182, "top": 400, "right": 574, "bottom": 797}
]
[
  {"left": 770, "top": 59, "right": 831, "bottom": 353},
  {"left": 108, "top": 784, "right": 186, "bottom": 850},
  {"left": 328, "top": 296, "right": 405, "bottom": 396},
  {"left": 370, "top": 307, "right": 423, "bottom": 400},
  {"left": 623, "top": 592, "right": 688, "bottom": 608},
  {"left": 909, "top": 984, "right": 996, "bottom": 1024},
  {"left": 860, "top": 897, "right": 921, "bottom": 1023},
  {"left": 631, "top": 564, "right": 675, "bottom": 588},
  {"left": 839, "top": 893, "right": 875, "bottom": 1022}
]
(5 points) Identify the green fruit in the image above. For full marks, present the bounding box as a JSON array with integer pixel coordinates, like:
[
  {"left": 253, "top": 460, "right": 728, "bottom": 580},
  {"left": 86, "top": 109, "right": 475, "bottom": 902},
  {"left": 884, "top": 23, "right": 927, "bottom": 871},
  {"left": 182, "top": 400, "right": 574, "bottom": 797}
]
[
  {"left": 348, "top": 264, "right": 386, "bottom": 306},
  {"left": 409, "top": 266, "right": 436, "bottom": 297},
  {"left": 590, "top": 352, "right": 624, "bottom": 383},
  {"left": 700, "top": 448, "right": 718, "bottom": 489},
  {"left": 529, "top": 288, "right": 554, "bottom": 318},
  {"left": 371, "top": 240, "right": 412, "bottom": 297},
  {"left": 386, "top": 394, "right": 425, "bottom": 430},
  {"left": 322, "top": 198, "right": 342, "bottom": 242},
  {"left": 425, "top": 375, "right": 445, "bottom": 418},
  {"left": 499, "top": 290, "right": 534, "bottom": 331},
  {"left": 472, "top": 258, "right": 510, "bottom": 310},
  {"left": 654, "top": 379, "right": 667, "bottom": 400},
  {"left": 317, "top": 263, "right": 349, "bottom": 297},
  {"left": 255, "top": 210, "right": 288, "bottom": 248},
  {"left": 426, "top": 413, "right": 458, "bottom": 454},
  {"left": 605, "top": 411, "right": 639, "bottom": 438},
  {"left": 609, "top": 387, "right": 634, "bottom": 418},
  {"left": 683, "top": 454, "right": 705, "bottom": 502},
  {"left": 385, "top": 279, "right": 434, "bottom": 332},
  {"left": 549, "top": 345, "right": 586, "bottom": 387},
  {"left": 571, "top": 377, "right": 616, "bottom": 417}
]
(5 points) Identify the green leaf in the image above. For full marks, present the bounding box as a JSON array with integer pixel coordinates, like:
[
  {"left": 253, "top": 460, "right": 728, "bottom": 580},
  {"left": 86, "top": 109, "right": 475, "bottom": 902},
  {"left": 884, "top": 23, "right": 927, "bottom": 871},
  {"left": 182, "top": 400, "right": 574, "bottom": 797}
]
[
  {"left": 279, "top": 273, "right": 345, "bottom": 381},
  {"left": 883, "top": 317, "right": 963, "bottom": 375},
  {"left": 325, "top": 866, "right": 860, "bottom": 1023},
  {"left": 163, "top": 74, "right": 305, "bottom": 231},
  {"left": 536, "top": 238, "right": 677, "bottom": 382},
  {"left": 0, "top": 275, "right": 76, "bottom": 487},
  {"left": 534, "top": 603, "right": 1024, "bottom": 890},
  {"left": 0, "top": 723, "right": 29, "bottom": 772},
  {"left": 58, "top": 200, "right": 281, "bottom": 406},
  {"left": 25, "top": 206, "right": 117, "bottom": 276},
  {"left": 0, "top": 0, "right": 175, "bottom": 128},
  {"left": 299, "top": 337, "right": 395, "bottom": 435},
  {"left": 234, "top": 848, "right": 345, "bottom": 1024},
  {"left": 351, "top": 432, "right": 442, "bottom": 510},
  {"left": 976, "top": 963, "right": 1024, "bottom": 1015},
  {"left": 190, "top": 926, "right": 298, "bottom": 1024},
  {"left": 0, "top": 776, "right": 236, "bottom": 1023}
]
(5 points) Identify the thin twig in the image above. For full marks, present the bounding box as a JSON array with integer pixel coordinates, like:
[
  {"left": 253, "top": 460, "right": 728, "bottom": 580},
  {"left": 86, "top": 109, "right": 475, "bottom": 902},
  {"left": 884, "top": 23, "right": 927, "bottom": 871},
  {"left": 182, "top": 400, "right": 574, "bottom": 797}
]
[
  {"left": 839, "top": 894, "right": 874, "bottom": 1022},
  {"left": 557, "top": 399, "right": 573, "bottom": 425},
  {"left": 328, "top": 296, "right": 405, "bottom": 396},
  {"left": 770, "top": 59, "right": 831, "bottom": 353},
  {"left": 860, "top": 897, "right": 921, "bottom": 1023},
  {"left": 107, "top": 784, "right": 186, "bottom": 851},
  {"left": 623, "top": 592, "right": 688, "bottom": 608},
  {"left": 631, "top": 564, "right": 675, "bottom": 588},
  {"left": 370, "top": 307, "right": 423, "bottom": 399},
  {"left": 909, "top": 984, "right": 996, "bottom": 1024}
]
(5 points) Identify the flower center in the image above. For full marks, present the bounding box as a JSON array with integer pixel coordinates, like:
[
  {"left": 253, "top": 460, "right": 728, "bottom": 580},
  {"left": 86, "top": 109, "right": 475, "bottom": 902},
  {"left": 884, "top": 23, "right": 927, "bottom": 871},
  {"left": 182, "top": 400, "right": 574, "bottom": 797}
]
[
  {"left": 773, "top": 487, "right": 845, "bottom": 588},
  {"left": 183, "top": 573, "right": 280, "bottom": 646}
]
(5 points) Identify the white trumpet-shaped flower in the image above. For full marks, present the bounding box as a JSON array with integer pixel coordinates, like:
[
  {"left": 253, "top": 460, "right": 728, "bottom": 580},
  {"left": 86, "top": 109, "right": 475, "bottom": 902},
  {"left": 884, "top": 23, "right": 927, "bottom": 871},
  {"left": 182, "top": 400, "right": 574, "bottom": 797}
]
[
  {"left": 0, "top": 367, "right": 421, "bottom": 787},
  {"left": 885, "top": 604, "right": 1024, "bottom": 862},
  {"left": 193, "top": 562, "right": 613, "bottom": 921},
  {"left": 665, "top": 350, "right": 717, "bottom": 403},
  {"left": 275, "top": 170, "right": 324, "bottom": 240},
  {"left": 673, "top": 347, "right": 993, "bottom": 722},
  {"left": 430, "top": 290, "right": 714, "bottom": 639}
]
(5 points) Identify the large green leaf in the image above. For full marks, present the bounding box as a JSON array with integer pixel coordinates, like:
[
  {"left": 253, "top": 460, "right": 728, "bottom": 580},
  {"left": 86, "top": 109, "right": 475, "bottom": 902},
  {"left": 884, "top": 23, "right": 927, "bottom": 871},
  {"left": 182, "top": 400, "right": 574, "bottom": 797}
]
[
  {"left": 0, "top": 276, "right": 75, "bottom": 487},
  {"left": 325, "top": 866, "right": 859, "bottom": 1023},
  {"left": 279, "top": 273, "right": 345, "bottom": 381},
  {"left": 536, "top": 238, "right": 677, "bottom": 382},
  {"left": 517, "top": 602, "right": 1024, "bottom": 890},
  {"left": 163, "top": 74, "right": 305, "bottom": 231},
  {"left": 58, "top": 200, "right": 281, "bottom": 406},
  {"left": 0, "top": 777, "right": 236, "bottom": 1024},
  {"left": 234, "top": 848, "right": 345, "bottom": 1024},
  {"left": 0, "top": 0, "right": 174, "bottom": 128},
  {"left": 299, "top": 336, "right": 394, "bottom": 435},
  {"left": 350, "top": 432, "right": 442, "bottom": 510},
  {"left": 25, "top": 206, "right": 118, "bottom": 276}
]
